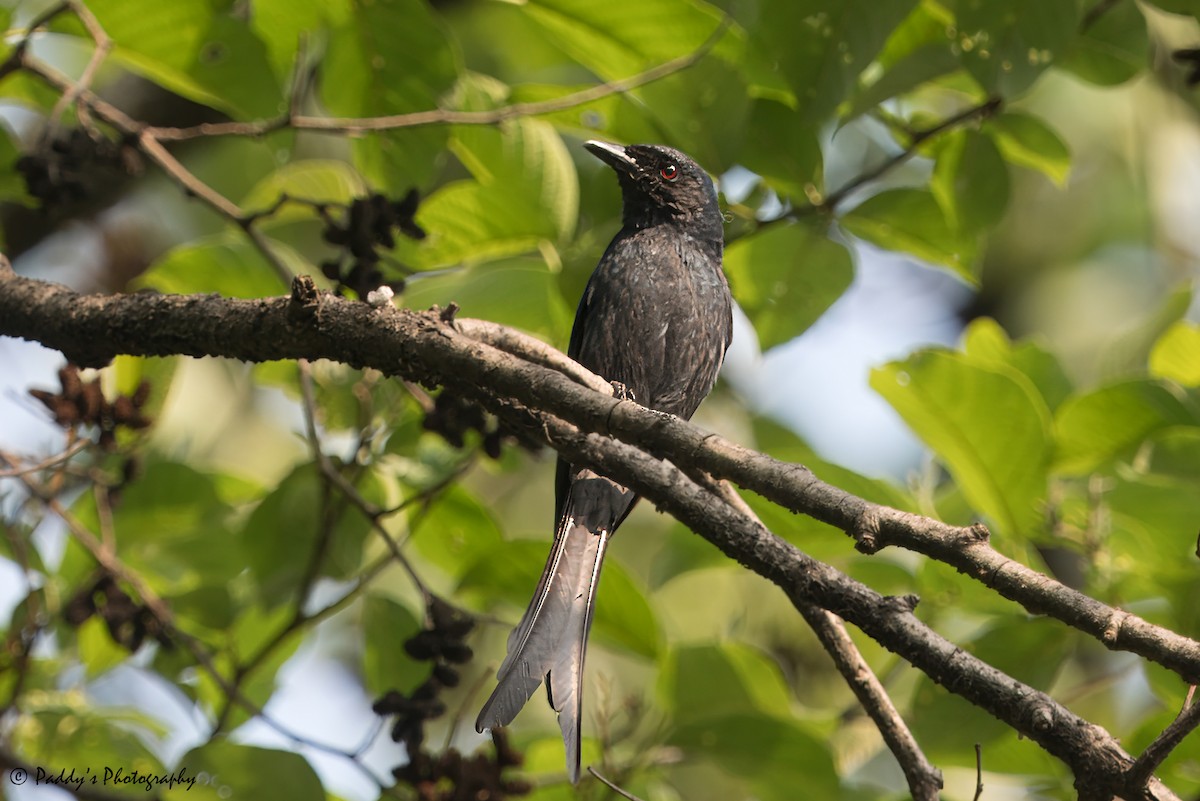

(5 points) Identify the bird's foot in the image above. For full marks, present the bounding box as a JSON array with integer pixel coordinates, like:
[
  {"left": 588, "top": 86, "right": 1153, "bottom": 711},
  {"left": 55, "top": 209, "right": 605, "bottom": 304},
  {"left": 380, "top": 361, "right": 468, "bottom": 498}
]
[{"left": 610, "top": 381, "right": 636, "bottom": 402}]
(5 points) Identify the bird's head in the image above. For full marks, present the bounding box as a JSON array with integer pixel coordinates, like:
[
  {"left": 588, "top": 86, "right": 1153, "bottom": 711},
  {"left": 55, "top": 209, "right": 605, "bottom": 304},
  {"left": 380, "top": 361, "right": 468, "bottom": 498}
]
[{"left": 584, "top": 140, "right": 722, "bottom": 236}]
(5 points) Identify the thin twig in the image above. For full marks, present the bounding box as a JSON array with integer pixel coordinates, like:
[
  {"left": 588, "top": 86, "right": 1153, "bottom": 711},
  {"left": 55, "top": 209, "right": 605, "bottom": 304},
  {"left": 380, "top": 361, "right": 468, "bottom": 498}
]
[
  {"left": 44, "top": 0, "right": 112, "bottom": 138},
  {"left": 147, "top": 16, "right": 734, "bottom": 142},
  {"left": 587, "top": 767, "right": 648, "bottom": 801},
  {"left": 973, "top": 744, "right": 984, "bottom": 801},
  {"left": 1126, "top": 700, "right": 1200, "bottom": 790},
  {"left": 708, "top": 477, "right": 942, "bottom": 800},
  {"left": 0, "top": 439, "right": 89, "bottom": 477}
]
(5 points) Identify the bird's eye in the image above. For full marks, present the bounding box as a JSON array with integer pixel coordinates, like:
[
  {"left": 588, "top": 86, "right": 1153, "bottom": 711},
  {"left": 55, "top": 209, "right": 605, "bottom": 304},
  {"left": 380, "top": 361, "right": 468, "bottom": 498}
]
[{"left": 660, "top": 164, "right": 679, "bottom": 181}]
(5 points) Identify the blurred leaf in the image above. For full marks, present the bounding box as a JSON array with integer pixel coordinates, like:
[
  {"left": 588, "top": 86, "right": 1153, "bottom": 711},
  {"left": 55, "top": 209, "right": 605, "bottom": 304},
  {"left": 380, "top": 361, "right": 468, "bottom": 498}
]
[
  {"left": 1108, "top": 474, "right": 1200, "bottom": 582},
  {"left": 1150, "top": 321, "right": 1200, "bottom": 387},
  {"left": 449, "top": 113, "right": 579, "bottom": 240},
  {"left": 168, "top": 742, "right": 323, "bottom": 801},
  {"left": 321, "top": 0, "right": 461, "bottom": 188},
  {"left": 397, "top": 176, "right": 563, "bottom": 271},
  {"left": 632, "top": 54, "right": 750, "bottom": 170},
  {"left": 659, "top": 642, "right": 792, "bottom": 725},
  {"left": 361, "top": 594, "right": 426, "bottom": 696},
  {"left": 248, "top": 0, "right": 352, "bottom": 79},
  {"left": 841, "top": 188, "right": 978, "bottom": 281},
  {"left": 872, "top": 349, "right": 1051, "bottom": 538},
  {"left": 962, "top": 317, "right": 1074, "bottom": 411},
  {"left": 954, "top": 0, "right": 1079, "bottom": 96},
  {"left": 136, "top": 235, "right": 293, "bottom": 297},
  {"left": 1146, "top": 427, "right": 1200, "bottom": 480},
  {"left": 408, "top": 485, "right": 506, "bottom": 579},
  {"left": 76, "top": 616, "right": 129, "bottom": 678},
  {"left": 724, "top": 221, "right": 854, "bottom": 350},
  {"left": 1060, "top": 0, "right": 1148, "bottom": 86},
  {"left": 1053, "top": 380, "right": 1198, "bottom": 474},
  {"left": 671, "top": 713, "right": 839, "bottom": 801},
  {"left": 1097, "top": 285, "right": 1192, "bottom": 379},
  {"left": 747, "top": 0, "right": 918, "bottom": 123},
  {"left": 242, "top": 462, "right": 374, "bottom": 608},
  {"left": 518, "top": 0, "right": 729, "bottom": 81},
  {"left": 986, "top": 111, "right": 1071, "bottom": 186},
  {"left": 738, "top": 99, "right": 823, "bottom": 201},
  {"left": 932, "top": 129, "right": 1011, "bottom": 232},
  {"left": 846, "top": 43, "right": 960, "bottom": 120},
  {"left": 16, "top": 701, "right": 165, "bottom": 785},
  {"left": 241, "top": 160, "right": 368, "bottom": 223},
  {"left": 403, "top": 257, "right": 572, "bottom": 340},
  {"left": 461, "top": 539, "right": 660, "bottom": 659},
  {"left": 60, "top": 1, "right": 282, "bottom": 118}
]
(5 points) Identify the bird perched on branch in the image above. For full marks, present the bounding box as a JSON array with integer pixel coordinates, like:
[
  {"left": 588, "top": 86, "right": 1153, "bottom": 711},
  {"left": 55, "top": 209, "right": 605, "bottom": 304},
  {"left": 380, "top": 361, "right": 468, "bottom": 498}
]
[{"left": 475, "top": 141, "right": 733, "bottom": 782}]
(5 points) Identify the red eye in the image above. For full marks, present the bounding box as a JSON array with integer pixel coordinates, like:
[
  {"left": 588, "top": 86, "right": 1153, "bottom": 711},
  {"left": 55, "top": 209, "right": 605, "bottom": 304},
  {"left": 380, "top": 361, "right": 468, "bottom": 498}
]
[{"left": 660, "top": 164, "right": 679, "bottom": 181}]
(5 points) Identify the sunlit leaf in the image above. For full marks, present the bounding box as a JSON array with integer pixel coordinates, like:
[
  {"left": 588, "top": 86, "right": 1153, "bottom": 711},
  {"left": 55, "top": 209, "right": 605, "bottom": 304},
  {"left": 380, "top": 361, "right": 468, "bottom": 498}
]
[
  {"left": 986, "top": 111, "right": 1071, "bottom": 186},
  {"left": 841, "top": 188, "right": 978, "bottom": 280},
  {"left": 954, "top": 0, "right": 1079, "bottom": 96},
  {"left": 872, "top": 349, "right": 1052, "bottom": 538},
  {"left": 1053, "top": 380, "right": 1197, "bottom": 474},
  {"left": 724, "top": 221, "right": 853, "bottom": 350},
  {"left": 1150, "top": 321, "right": 1200, "bottom": 387}
]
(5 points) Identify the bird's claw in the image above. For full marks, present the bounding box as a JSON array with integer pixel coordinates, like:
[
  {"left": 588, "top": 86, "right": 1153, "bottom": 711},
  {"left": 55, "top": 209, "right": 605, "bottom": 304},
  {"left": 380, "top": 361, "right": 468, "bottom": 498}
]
[{"left": 610, "top": 381, "right": 636, "bottom": 402}]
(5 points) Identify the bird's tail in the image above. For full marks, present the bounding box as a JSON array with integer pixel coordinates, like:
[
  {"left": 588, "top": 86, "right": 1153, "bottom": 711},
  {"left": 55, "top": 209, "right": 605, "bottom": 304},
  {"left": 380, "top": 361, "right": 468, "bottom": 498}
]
[{"left": 475, "top": 475, "right": 630, "bottom": 783}]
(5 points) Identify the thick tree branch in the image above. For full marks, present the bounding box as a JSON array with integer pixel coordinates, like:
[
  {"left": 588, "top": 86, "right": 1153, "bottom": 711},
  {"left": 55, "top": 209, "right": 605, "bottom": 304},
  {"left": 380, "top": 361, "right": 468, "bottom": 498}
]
[{"left": 0, "top": 269, "right": 1194, "bottom": 798}]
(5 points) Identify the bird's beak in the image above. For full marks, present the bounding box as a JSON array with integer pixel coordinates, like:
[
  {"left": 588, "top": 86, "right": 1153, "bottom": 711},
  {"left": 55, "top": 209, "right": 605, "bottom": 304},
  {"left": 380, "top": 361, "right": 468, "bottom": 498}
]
[{"left": 584, "top": 140, "right": 637, "bottom": 174}]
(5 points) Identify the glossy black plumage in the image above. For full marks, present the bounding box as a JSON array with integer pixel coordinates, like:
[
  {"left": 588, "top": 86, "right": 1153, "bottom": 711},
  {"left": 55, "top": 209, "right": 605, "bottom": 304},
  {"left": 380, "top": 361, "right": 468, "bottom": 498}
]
[{"left": 475, "top": 141, "right": 733, "bottom": 782}]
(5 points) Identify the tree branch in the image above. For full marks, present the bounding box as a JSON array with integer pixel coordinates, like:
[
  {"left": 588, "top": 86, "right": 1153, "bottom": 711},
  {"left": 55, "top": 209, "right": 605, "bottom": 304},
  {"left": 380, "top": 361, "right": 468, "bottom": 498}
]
[{"left": 0, "top": 268, "right": 1194, "bottom": 799}]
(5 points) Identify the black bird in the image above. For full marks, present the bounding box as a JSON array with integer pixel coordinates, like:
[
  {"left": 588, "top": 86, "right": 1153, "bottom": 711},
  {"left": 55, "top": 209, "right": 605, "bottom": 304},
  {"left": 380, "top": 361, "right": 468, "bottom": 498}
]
[{"left": 475, "top": 141, "right": 733, "bottom": 782}]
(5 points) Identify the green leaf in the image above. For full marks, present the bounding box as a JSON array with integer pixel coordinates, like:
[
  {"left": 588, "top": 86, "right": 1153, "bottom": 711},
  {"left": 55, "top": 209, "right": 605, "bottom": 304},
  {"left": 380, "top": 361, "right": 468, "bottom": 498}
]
[
  {"left": 871, "top": 349, "right": 1051, "bottom": 538},
  {"left": 1053, "top": 380, "right": 1198, "bottom": 474},
  {"left": 748, "top": 0, "right": 919, "bottom": 123},
  {"left": 242, "top": 463, "right": 374, "bottom": 608},
  {"left": 1097, "top": 285, "right": 1193, "bottom": 379},
  {"left": 723, "top": 222, "right": 853, "bottom": 350},
  {"left": 361, "top": 595, "right": 426, "bottom": 696},
  {"left": 248, "top": 0, "right": 352, "bottom": 79},
  {"left": 953, "top": 0, "right": 1079, "bottom": 96},
  {"left": 61, "top": 1, "right": 283, "bottom": 118},
  {"left": 846, "top": 43, "right": 961, "bottom": 120},
  {"left": 461, "top": 540, "right": 660, "bottom": 659},
  {"left": 135, "top": 235, "right": 292, "bottom": 297},
  {"left": 70, "top": 460, "right": 239, "bottom": 600},
  {"left": 931, "top": 129, "right": 1011, "bottom": 232},
  {"left": 449, "top": 114, "right": 579, "bottom": 240},
  {"left": 241, "top": 160, "right": 368, "bottom": 222},
  {"left": 1060, "top": 0, "right": 1148, "bottom": 86},
  {"left": 518, "top": 0, "right": 730, "bottom": 82},
  {"left": 403, "top": 257, "right": 572, "bottom": 340},
  {"left": 659, "top": 642, "right": 793, "bottom": 725},
  {"left": 395, "top": 180, "right": 554, "bottom": 270},
  {"left": 1109, "top": 475, "right": 1200, "bottom": 581},
  {"left": 1150, "top": 322, "right": 1200, "bottom": 387},
  {"left": 738, "top": 99, "right": 823, "bottom": 201},
  {"left": 321, "top": 0, "right": 461, "bottom": 189},
  {"left": 671, "top": 714, "right": 839, "bottom": 801},
  {"left": 841, "top": 188, "right": 978, "bottom": 281},
  {"left": 986, "top": 111, "right": 1071, "bottom": 186},
  {"left": 168, "top": 742, "right": 323, "bottom": 801},
  {"left": 961, "top": 318, "right": 1074, "bottom": 411},
  {"left": 77, "top": 617, "right": 129, "bottom": 678},
  {"left": 407, "top": 485, "right": 506, "bottom": 579}
]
